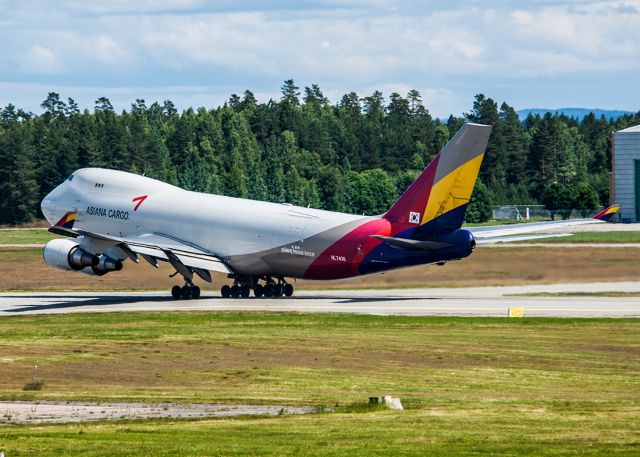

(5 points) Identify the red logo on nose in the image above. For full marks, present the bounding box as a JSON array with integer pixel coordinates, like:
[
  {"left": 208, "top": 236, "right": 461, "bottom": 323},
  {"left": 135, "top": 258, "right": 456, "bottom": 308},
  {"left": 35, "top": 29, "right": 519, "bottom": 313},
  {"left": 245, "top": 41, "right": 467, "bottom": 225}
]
[{"left": 132, "top": 195, "right": 148, "bottom": 211}]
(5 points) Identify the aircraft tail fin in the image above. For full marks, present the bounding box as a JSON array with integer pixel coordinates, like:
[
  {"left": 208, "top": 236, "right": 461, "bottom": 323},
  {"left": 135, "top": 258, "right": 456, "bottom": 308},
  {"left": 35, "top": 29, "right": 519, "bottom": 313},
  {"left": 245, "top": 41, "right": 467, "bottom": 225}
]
[{"left": 383, "top": 123, "right": 492, "bottom": 232}]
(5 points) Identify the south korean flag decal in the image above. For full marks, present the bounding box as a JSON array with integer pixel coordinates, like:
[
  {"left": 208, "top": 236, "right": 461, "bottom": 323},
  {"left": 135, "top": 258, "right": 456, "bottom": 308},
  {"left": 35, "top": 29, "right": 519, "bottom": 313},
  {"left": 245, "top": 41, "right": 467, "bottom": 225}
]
[{"left": 409, "top": 211, "right": 421, "bottom": 224}]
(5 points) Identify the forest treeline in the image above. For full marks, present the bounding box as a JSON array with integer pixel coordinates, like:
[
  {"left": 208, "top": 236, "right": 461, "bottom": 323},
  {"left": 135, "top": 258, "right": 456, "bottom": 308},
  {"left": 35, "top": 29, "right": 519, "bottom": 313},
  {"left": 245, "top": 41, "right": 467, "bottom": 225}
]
[{"left": 1, "top": 80, "right": 639, "bottom": 225}]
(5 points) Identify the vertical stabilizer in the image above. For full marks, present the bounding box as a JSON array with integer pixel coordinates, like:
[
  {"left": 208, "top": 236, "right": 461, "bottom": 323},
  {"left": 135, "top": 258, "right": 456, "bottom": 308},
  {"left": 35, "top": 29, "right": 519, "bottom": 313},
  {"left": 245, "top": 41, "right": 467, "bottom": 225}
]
[{"left": 384, "top": 123, "right": 492, "bottom": 232}]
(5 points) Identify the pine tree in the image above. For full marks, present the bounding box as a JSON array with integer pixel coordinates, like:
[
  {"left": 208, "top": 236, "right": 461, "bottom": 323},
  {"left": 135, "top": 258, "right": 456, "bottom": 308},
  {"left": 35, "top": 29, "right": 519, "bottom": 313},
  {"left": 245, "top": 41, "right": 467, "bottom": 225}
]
[
  {"left": 0, "top": 123, "right": 39, "bottom": 223},
  {"left": 280, "top": 79, "right": 300, "bottom": 107}
]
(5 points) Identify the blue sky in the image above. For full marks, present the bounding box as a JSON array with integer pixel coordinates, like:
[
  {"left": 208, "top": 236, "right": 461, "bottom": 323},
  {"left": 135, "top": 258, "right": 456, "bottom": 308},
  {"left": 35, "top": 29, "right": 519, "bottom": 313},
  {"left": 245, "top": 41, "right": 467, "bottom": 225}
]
[{"left": 0, "top": 0, "right": 639, "bottom": 117}]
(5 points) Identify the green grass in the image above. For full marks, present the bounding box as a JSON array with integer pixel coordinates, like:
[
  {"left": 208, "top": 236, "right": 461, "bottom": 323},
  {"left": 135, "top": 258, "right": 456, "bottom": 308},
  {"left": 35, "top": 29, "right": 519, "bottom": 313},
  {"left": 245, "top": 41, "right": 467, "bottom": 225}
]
[
  {"left": 0, "top": 312, "right": 639, "bottom": 455},
  {"left": 0, "top": 228, "right": 59, "bottom": 244},
  {"left": 3, "top": 408, "right": 639, "bottom": 457}
]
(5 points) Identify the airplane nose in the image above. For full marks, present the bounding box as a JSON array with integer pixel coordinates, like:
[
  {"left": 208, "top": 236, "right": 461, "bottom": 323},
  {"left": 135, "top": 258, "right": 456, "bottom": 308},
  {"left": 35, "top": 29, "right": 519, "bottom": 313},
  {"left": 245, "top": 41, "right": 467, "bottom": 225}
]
[{"left": 41, "top": 188, "right": 59, "bottom": 224}]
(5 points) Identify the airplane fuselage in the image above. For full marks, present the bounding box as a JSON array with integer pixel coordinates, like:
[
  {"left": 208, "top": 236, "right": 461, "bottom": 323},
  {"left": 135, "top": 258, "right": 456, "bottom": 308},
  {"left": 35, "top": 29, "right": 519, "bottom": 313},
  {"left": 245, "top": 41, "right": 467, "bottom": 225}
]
[{"left": 42, "top": 168, "right": 475, "bottom": 280}]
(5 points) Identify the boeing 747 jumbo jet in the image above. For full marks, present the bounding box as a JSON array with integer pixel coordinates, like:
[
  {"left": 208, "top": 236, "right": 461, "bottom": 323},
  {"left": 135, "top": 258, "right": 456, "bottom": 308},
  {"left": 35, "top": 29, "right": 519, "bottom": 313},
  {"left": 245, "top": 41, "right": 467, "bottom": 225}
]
[{"left": 41, "top": 123, "right": 619, "bottom": 299}]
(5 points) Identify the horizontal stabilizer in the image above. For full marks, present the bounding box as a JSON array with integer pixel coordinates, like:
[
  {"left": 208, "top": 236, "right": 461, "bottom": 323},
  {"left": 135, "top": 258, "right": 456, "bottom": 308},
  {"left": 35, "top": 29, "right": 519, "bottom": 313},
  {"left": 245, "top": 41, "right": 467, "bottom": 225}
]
[
  {"left": 49, "top": 226, "right": 80, "bottom": 238},
  {"left": 371, "top": 235, "right": 453, "bottom": 251}
]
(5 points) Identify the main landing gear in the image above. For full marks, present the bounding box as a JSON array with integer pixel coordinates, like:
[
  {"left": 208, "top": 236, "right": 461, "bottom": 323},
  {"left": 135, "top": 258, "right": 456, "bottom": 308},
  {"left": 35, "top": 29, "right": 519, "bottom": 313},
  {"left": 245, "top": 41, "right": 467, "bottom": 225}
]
[
  {"left": 167, "top": 253, "right": 210, "bottom": 300},
  {"left": 221, "top": 276, "right": 294, "bottom": 299},
  {"left": 171, "top": 281, "right": 201, "bottom": 300}
]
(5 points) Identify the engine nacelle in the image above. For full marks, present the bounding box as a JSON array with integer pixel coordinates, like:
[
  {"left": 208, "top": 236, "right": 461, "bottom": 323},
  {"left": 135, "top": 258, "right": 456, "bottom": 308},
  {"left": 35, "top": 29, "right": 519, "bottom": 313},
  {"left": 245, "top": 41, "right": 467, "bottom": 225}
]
[
  {"left": 86, "top": 255, "right": 123, "bottom": 276},
  {"left": 43, "top": 238, "right": 99, "bottom": 271}
]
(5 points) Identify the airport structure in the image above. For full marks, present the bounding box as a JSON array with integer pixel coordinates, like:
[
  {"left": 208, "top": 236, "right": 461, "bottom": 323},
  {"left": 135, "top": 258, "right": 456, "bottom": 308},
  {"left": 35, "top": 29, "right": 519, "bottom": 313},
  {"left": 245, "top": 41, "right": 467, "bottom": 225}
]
[{"left": 613, "top": 125, "right": 640, "bottom": 222}]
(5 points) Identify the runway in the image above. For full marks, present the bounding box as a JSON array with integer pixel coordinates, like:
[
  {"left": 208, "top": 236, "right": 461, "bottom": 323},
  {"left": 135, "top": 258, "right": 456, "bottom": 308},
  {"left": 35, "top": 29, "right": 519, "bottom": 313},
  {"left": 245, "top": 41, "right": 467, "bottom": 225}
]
[{"left": 1, "top": 281, "right": 639, "bottom": 317}]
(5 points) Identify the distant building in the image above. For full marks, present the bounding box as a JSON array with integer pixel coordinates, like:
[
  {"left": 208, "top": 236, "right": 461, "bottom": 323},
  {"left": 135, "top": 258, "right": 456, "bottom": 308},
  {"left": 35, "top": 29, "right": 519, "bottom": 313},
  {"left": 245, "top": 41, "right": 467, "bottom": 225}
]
[{"left": 613, "top": 125, "right": 640, "bottom": 222}]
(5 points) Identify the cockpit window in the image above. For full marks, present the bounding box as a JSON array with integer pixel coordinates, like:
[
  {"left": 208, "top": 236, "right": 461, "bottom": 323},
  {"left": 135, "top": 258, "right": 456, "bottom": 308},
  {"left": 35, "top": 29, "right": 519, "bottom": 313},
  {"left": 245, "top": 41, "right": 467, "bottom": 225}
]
[{"left": 67, "top": 173, "right": 74, "bottom": 182}]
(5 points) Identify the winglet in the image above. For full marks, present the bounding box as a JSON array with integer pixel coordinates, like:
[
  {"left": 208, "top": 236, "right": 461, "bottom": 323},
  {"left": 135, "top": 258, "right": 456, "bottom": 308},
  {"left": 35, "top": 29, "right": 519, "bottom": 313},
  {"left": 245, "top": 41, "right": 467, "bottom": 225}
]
[
  {"left": 592, "top": 204, "right": 620, "bottom": 222},
  {"left": 54, "top": 211, "right": 77, "bottom": 229}
]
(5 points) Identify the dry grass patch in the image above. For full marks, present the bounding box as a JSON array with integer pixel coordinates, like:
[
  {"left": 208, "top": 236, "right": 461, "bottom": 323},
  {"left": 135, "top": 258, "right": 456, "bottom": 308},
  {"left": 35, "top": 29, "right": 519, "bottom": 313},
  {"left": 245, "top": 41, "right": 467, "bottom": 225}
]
[{"left": 2, "top": 246, "right": 640, "bottom": 291}]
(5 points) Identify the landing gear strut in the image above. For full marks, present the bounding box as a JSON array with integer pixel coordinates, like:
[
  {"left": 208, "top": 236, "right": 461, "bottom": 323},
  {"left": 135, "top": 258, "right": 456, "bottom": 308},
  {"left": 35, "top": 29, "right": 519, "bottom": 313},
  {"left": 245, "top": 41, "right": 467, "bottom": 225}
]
[
  {"left": 167, "top": 254, "right": 209, "bottom": 300},
  {"left": 220, "top": 276, "right": 294, "bottom": 299}
]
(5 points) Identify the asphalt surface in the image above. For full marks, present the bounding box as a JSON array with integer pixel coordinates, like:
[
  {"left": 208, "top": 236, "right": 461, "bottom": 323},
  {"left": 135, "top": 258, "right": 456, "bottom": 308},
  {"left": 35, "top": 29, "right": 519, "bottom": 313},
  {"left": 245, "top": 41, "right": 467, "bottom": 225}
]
[{"left": 1, "top": 282, "right": 639, "bottom": 317}]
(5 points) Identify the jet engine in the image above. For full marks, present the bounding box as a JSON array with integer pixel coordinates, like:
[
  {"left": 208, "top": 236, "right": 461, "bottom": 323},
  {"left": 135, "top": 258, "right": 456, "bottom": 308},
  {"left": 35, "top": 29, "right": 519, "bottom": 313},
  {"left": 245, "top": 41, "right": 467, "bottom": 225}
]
[
  {"left": 44, "top": 239, "right": 124, "bottom": 276},
  {"left": 43, "top": 238, "right": 99, "bottom": 271},
  {"left": 85, "top": 255, "right": 123, "bottom": 276}
]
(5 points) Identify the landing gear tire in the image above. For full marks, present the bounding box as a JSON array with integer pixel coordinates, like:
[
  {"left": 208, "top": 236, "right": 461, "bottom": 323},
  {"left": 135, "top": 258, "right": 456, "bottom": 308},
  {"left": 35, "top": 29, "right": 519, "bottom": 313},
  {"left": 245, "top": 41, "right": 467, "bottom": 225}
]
[
  {"left": 230, "top": 285, "right": 240, "bottom": 298},
  {"left": 254, "top": 284, "right": 264, "bottom": 298},
  {"left": 283, "top": 284, "right": 294, "bottom": 297},
  {"left": 241, "top": 286, "right": 250, "bottom": 298},
  {"left": 181, "top": 285, "right": 191, "bottom": 299},
  {"left": 191, "top": 285, "right": 201, "bottom": 299},
  {"left": 274, "top": 284, "right": 284, "bottom": 298},
  {"left": 221, "top": 285, "right": 231, "bottom": 298},
  {"left": 171, "top": 285, "right": 182, "bottom": 299},
  {"left": 264, "top": 283, "right": 275, "bottom": 298}
]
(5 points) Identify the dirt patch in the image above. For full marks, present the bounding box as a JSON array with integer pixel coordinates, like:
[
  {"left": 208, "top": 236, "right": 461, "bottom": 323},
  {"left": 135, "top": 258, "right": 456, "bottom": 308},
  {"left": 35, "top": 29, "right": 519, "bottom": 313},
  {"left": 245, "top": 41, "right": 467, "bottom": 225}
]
[
  {"left": 0, "top": 340, "right": 510, "bottom": 393},
  {"left": 0, "top": 401, "right": 316, "bottom": 424},
  {"left": 2, "top": 247, "right": 640, "bottom": 292}
]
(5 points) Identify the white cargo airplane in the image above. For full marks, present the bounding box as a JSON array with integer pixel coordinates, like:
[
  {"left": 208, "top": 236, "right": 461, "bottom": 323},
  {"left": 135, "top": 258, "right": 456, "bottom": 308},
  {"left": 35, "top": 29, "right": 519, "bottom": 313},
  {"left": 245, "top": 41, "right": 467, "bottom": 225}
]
[{"left": 41, "top": 123, "right": 619, "bottom": 299}]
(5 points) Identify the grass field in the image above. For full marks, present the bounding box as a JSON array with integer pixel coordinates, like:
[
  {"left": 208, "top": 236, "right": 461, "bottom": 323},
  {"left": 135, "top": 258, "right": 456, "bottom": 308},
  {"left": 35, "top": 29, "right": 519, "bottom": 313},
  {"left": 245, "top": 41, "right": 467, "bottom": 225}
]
[
  {"left": 0, "top": 312, "right": 639, "bottom": 455},
  {"left": 0, "top": 229, "right": 59, "bottom": 244}
]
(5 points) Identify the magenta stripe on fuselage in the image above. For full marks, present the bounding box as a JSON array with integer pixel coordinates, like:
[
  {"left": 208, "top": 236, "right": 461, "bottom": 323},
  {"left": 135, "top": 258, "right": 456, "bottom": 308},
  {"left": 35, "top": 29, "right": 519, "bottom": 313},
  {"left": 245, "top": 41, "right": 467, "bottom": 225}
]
[{"left": 303, "top": 218, "right": 391, "bottom": 279}]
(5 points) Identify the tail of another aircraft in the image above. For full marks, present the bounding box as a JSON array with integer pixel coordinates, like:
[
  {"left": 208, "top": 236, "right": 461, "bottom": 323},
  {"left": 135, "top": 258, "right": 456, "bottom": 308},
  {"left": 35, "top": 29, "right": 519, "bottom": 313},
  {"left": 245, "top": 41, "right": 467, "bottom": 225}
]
[{"left": 384, "top": 123, "right": 492, "bottom": 233}]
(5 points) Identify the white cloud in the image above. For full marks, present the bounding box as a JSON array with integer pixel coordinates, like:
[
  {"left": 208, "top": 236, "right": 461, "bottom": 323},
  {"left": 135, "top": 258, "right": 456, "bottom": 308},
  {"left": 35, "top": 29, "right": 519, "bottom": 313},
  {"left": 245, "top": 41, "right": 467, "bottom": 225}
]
[
  {"left": 58, "top": 0, "right": 205, "bottom": 15},
  {"left": 92, "top": 35, "right": 132, "bottom": 64},
  {"left": 19, "top": 45, "right": 60, "bottom": 74},
  {"left": 1, "top": 1, "right": 640, "bottom": 116},
  {"left": 131, "top": 10, "right": 491, "bottom": 82}
]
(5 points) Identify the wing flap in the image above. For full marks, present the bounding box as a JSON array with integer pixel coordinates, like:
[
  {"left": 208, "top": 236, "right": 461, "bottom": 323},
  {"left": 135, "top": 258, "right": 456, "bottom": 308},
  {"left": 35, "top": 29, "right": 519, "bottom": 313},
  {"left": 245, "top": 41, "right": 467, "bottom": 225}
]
[
  {"left": 129, "top": 244, "right": 168, "bottom": 260},
  {"left": 470, "top": 205, "right": 620, "bottom": 245},
  {"left": 470, "top": 218, "right": 600, "bottom": 239},
  {"left": 173, "top": 252, "right": 230, "bottom": 274},
  {"left": 475, "top": 233, "right": 573, "bottom": 245},
  {"left": 122, "top": 234, "right": 232, "bottom": 274}
]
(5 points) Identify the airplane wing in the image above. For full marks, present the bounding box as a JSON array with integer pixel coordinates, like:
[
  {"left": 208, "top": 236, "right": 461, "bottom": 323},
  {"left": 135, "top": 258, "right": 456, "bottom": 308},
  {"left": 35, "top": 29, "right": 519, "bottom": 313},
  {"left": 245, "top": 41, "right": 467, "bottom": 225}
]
[
  {"left": 48, "top": 226, "right": 231, "bottom": 279},
  {"left": 469, "top": 205, "right": 620, "bottom": 245}
]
